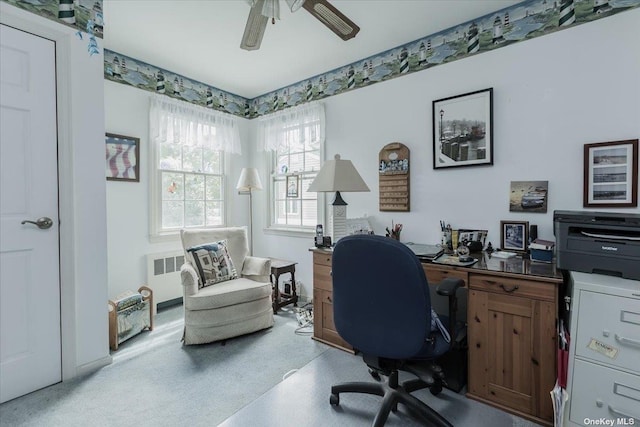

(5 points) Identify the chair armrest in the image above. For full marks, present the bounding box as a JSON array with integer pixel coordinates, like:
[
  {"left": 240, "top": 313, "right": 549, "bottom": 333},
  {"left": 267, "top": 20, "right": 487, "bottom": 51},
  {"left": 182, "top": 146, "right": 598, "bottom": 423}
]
[
  {"left": 241, "top": 256, "right": 272, "bottom": 282},
  {"left": 180, "top": 262, "right": 199, "bottom": 297},
  {"left": 436, "top": 277, "right": 464, "bottom": 297},
  {"left": 436, "top": 277, "right": 465, "bottom": 347}
]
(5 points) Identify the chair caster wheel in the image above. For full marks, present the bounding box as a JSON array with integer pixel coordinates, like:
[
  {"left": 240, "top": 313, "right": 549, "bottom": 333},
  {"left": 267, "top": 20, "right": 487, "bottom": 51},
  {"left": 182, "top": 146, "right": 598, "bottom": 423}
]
[
  {"left": 330, "top": 393, "right": 340, "bottom": 406},
  {"left": 430, "top": 385, "right": 443, "bottom": 396},
  {"left": 368, "top": 369, "right": 381, "bottom": 381}
]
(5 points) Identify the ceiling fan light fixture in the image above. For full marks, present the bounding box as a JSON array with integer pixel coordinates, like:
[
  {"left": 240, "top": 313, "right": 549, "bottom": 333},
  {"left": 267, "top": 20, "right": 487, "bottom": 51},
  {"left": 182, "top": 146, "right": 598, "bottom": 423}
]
[
  {"left": 261, "top": 0, "right": 280, "bottom": 20},
  {"left": 285, "top": 0, "right": 306, "bottom": 12}
]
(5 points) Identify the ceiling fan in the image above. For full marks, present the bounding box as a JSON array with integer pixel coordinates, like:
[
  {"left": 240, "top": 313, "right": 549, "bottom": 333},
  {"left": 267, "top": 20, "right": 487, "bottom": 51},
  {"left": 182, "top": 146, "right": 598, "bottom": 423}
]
[{"left": 241, "top": 0, "right": 360, "bottom": 51}]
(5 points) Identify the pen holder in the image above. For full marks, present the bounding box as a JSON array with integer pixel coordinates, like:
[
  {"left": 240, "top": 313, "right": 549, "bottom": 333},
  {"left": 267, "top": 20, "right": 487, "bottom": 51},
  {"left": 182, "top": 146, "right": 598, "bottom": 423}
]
[
  {"left": 389, "top": 231, "right": 400, "bottom": 240},
  {"left": 441, "top": 230, "right": 452, "bottom": 250}
]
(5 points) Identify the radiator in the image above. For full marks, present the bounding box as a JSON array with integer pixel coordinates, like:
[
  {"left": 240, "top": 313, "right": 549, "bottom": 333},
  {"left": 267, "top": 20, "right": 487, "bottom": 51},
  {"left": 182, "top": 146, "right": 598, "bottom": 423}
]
[{"left": 145, "top": 251, "right": 184, "bottom": 310}]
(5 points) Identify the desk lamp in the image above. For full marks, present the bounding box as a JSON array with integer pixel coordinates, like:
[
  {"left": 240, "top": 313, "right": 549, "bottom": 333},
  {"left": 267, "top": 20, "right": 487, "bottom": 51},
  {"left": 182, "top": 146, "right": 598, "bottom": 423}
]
[
  {"left": 236, "top": 167, "right": 263, "bottom": 255},
  {"left": 308, "top": 154, "right": 370, "bottom": 242}
]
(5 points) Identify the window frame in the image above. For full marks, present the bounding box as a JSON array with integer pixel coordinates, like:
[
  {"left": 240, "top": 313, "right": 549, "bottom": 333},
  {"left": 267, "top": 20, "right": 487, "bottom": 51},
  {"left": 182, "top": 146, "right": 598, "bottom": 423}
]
[
  {"left": 149, "top": 139, "right": 230, "bottom": 242},
  {"left": 266, "top": 124, "right": 325, "bottom": 236}
]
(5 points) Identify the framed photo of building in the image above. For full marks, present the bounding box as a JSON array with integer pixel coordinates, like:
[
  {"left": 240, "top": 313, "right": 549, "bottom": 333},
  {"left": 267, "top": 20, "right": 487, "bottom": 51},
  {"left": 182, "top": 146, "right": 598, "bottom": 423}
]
[
  {"left": 500, "top": 220, "right": 529, "bottom": 253},
  {"left": 106, "top": 133, "right": 140, "bottom": 182},
  {"left": 433, "top": 88, "right": 493, "bottom": 169},
  {"left": 584, "top": 139, "right": 638, "bottom": 208}
]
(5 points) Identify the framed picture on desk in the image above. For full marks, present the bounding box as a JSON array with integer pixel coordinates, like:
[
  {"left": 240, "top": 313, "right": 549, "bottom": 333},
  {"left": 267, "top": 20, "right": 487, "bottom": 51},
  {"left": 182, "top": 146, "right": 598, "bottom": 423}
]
[{"left": 500, "top": 220, "right": 529, "bottom": 253}]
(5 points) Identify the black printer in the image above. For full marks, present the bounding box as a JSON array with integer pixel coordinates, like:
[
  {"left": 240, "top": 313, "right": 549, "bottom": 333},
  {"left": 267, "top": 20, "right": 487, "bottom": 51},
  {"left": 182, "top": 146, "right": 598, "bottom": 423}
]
[{"left": 554, "top": 210, "right": 640, "bottom": 280}]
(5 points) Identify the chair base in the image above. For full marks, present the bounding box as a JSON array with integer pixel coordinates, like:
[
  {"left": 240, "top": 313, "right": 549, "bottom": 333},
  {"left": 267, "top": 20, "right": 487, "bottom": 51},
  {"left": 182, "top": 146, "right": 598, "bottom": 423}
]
[{"left": 330, "top": 370, "right": 452, "bottom": 427}]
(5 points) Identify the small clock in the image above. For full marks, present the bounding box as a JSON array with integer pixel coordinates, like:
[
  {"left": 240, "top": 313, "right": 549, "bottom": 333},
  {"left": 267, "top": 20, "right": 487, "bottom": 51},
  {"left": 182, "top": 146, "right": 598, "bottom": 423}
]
[{"left": 457, "top": 244, "right": 470, "bottom": 257}]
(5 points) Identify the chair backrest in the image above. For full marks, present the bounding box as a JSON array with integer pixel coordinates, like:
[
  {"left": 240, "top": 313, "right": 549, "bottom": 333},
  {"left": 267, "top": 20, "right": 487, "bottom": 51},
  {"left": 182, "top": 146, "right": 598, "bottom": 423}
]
[
  {"left": 332, "top": 234, "right": 432, "bottom": 359},
  {"left": 180, "top": 227, "right": 249, "bottom": 271}
]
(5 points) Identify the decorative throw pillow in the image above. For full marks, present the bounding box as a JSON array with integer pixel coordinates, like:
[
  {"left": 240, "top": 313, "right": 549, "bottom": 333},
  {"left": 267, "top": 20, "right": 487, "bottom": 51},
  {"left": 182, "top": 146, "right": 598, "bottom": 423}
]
[{"left": 187, "top": 240, "right": 238, "bottom": 288}]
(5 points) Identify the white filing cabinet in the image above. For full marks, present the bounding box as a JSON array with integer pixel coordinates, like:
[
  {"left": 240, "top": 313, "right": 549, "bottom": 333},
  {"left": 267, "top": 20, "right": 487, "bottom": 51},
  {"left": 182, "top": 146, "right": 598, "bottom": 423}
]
[{"left": 566, "top": 272, "right": 640, "bottom": 426}]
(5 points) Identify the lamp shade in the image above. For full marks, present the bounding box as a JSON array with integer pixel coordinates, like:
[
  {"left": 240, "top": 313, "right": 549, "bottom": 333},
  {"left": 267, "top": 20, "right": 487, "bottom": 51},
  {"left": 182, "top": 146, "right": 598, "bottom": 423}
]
[
  {"left": 236, "top": 168, "right": 263, "bottom": 191},
  {"left": 307, "top": 154, "right": 370, "bottom": 193}
]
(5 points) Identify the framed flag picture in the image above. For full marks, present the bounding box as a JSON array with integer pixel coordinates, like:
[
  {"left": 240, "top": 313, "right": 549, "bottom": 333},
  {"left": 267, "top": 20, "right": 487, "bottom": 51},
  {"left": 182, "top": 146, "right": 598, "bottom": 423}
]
[{"left": 106, "top": 133, "right": 140, "bottom": 182}]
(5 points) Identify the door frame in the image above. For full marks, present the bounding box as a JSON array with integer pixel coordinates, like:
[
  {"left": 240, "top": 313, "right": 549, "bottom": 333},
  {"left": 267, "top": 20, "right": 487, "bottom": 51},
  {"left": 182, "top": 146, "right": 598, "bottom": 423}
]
[{"left": 1, "top": 8, "right": 78, "bottom": 381}]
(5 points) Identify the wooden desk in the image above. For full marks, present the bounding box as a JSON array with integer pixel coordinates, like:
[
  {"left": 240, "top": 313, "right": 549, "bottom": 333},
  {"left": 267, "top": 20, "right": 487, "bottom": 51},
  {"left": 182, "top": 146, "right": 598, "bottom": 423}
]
[
  {"left": 269, "top": 258, "right": 298, "bottom": 314},
  {"left": 309, "top": 247, "right": 562, "bottom": 426}
]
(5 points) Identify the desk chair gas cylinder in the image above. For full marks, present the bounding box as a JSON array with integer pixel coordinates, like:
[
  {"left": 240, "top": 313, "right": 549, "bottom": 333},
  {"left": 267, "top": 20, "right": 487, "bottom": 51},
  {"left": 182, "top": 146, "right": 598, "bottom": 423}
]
[{"left": 329, "top": 234, "right": 464, "bottom": 427}]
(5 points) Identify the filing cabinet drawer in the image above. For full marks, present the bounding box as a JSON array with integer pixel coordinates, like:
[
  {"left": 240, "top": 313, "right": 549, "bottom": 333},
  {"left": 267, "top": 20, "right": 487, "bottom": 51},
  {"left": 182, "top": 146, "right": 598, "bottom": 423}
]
[
  {"left": 469, "top": 274, "right": 555, "bottom": 301},
  {"left": 575, "top": 290, "right": 640, "bottom": 374},
  {"left": 569, "top": 359, "right": 640, "bottom": 425}
]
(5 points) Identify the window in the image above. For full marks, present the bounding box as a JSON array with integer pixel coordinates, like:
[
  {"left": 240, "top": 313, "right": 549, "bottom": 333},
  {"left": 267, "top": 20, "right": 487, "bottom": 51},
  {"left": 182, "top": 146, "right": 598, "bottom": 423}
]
[
  {"left": 157, "top": 142, "right": 224, "bottom": 230},
  {"left": 258, "top": 103, "right": 325, "bottom": 232},
  {"left": 149, "top": 95, "right": 241, "bottom": 238}
]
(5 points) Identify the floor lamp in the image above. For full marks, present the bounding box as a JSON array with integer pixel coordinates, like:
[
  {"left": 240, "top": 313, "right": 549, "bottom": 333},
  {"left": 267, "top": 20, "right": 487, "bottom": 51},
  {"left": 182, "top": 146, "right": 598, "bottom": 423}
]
[
  {"left": 308, "top": 154, "right": 370, "bottom": 242},
  {"left": 236, "top": 168, "right": 263, "bottom": 255}
]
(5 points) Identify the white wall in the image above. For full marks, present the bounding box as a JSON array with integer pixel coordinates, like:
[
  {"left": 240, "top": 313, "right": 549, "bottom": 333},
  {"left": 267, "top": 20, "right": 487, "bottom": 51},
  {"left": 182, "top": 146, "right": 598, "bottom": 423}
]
[
  {"left": 104, "top": 81, "right": 252, "bottom": 300},
  {"left": 105, "top": 10, "right": 640, "bottom": 306},
  {"left": 253, "top": 9, "right": 640, "bottom": 300},
  {"left": 1, "top": 3, "right": 109, "bottom": 375}
]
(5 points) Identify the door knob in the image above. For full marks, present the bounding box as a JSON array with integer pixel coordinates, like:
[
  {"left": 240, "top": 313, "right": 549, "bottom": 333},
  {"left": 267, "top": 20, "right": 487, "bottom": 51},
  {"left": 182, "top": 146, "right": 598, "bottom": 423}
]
[{"left": 21, "top": 217, "right": 54, "bottom": 229}]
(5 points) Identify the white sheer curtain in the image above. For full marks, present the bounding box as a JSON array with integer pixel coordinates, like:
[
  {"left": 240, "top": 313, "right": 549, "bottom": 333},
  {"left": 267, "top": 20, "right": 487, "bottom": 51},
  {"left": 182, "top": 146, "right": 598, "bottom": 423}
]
[
  {"left": 149, "top": 94, "right": 242, "bottom": 154},
  {"left": 257, "top": 102, "right": 325, "bottom": 151}
]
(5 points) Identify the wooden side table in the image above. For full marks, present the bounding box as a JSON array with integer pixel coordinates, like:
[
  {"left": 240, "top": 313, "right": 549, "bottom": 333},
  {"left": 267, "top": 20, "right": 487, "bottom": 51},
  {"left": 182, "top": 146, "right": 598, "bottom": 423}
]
[{"left": 269, "top": 258, "right": 298, "bottom": 314}]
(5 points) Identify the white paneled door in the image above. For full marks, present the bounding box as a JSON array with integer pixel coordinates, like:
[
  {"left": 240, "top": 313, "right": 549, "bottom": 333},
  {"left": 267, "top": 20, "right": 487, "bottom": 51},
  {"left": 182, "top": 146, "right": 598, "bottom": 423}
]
[{"left": 0, "top": 24, "right": 61, "bottom": 403}]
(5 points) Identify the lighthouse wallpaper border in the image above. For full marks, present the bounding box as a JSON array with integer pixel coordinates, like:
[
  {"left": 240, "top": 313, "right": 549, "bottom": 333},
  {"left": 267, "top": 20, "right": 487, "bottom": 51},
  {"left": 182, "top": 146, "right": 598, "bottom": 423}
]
[
  {"left": 101, "top": 0, "right": 639, "bottom": 119},
  {"left": 2, "top": 0, "right": 104, "bottom": 37}
]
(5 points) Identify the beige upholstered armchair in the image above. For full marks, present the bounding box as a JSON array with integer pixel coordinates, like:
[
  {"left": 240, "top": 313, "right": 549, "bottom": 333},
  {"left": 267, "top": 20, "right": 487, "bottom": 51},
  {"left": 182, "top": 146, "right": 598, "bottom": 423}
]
[{"left": 179, "top": 227, "right": 274, "bottom": 345}]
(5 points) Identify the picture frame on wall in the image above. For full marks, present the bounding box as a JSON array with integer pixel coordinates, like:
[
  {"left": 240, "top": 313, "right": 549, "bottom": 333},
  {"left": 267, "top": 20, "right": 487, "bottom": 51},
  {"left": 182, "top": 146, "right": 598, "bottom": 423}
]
[
  {"left": 433, "top": 88, "right": 493, "bottom": 169},
  {"left": 500, "top": 220, "right": 529, "bottom": 253},
  {"left": 583, "top": 139, "right": 638, "bottom": 208},
  {"left": 106, "top": 133, "right": 140, "bottom": 182}
]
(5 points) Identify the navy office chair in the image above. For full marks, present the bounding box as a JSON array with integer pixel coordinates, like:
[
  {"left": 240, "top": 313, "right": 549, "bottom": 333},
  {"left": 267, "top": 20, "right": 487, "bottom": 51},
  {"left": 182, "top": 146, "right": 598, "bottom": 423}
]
[{"left": 330, "top": 234, "right": 464, "bottom": 427}]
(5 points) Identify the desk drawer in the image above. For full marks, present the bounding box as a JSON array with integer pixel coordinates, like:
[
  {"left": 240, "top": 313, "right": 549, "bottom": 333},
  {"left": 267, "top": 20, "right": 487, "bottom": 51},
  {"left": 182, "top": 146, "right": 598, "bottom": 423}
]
[
  {"left": 575, "top": 290, "right": 640, "bottom": 373},
  {"left": 313, "top": 264, "right": 332, "bottom": 292},
  {"left": 313, "top": 252, "right": 332, "bottom": 267},
  {"left": 469, "top": 274, "right": 555, "bottom": 301},
  {"left": 569, "top": 359, "right": 640, "bottom": 424},
  {"left": 423, "top": 265, "right": 467, "bottom": 286}
]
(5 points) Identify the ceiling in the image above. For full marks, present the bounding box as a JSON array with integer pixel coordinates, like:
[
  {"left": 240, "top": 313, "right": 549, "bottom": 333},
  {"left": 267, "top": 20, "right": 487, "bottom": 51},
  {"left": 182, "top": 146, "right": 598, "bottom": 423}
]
[{"left": 104, "top": 0, "right": 521, "bottom": 99}]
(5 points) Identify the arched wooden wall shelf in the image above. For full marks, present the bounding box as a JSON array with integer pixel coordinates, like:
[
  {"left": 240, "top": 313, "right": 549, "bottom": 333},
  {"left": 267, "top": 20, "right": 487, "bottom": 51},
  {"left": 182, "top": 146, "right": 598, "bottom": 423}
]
[{"left": 379, "top": 142, "right": 410, "bottom": 212}]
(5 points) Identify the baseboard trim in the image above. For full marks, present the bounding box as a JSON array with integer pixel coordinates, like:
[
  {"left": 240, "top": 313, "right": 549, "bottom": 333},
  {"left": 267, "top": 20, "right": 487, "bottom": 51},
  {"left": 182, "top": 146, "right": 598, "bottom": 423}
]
[
  {"left": 75, "top": 355, "right": 112, "bottom": 378},
  {"left": 158, "top": 297, "right": 183, "bottom": 311}
]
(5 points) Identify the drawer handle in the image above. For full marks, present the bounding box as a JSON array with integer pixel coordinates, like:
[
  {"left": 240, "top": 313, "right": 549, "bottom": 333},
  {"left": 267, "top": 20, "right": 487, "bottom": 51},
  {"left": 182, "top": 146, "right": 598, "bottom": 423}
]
[
  {"left": 608, "top": 405, "right": 640, "bottom": 421},
  {"left": 500, "top": 284, "right": 519, "bottom": 293},
  {"left": 615, "top": 333, "right": 640, "bottom": 348}
]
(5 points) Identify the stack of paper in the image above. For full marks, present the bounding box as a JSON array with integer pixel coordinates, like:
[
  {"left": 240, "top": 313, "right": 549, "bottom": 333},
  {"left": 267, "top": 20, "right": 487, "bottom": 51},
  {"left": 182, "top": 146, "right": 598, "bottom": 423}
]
[
  {"left": 491, "top": 251, "right": 517, "bottom": 259},
  {"left": 530, "top": 239, "right": 555, "bottom": 250}
]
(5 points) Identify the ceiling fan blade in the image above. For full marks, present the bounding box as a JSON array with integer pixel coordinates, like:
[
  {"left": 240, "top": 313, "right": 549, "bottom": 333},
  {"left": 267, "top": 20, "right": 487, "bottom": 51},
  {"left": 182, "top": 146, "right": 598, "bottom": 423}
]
[
  {"left": 240, "top": 0, "right": 269, "bottom": 51},
  {"left": 302, "top": 0, "right": 360, "bottom": 41}
]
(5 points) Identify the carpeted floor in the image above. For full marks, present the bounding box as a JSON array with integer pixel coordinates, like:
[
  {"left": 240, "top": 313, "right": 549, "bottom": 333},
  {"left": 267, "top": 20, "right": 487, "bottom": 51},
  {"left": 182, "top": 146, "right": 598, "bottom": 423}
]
[
  {"left": 0, "top": 305, "right": 326, "bottom": 427},
  {"left": 0, "top": 305, "right": 543, "bottom": 427}
]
